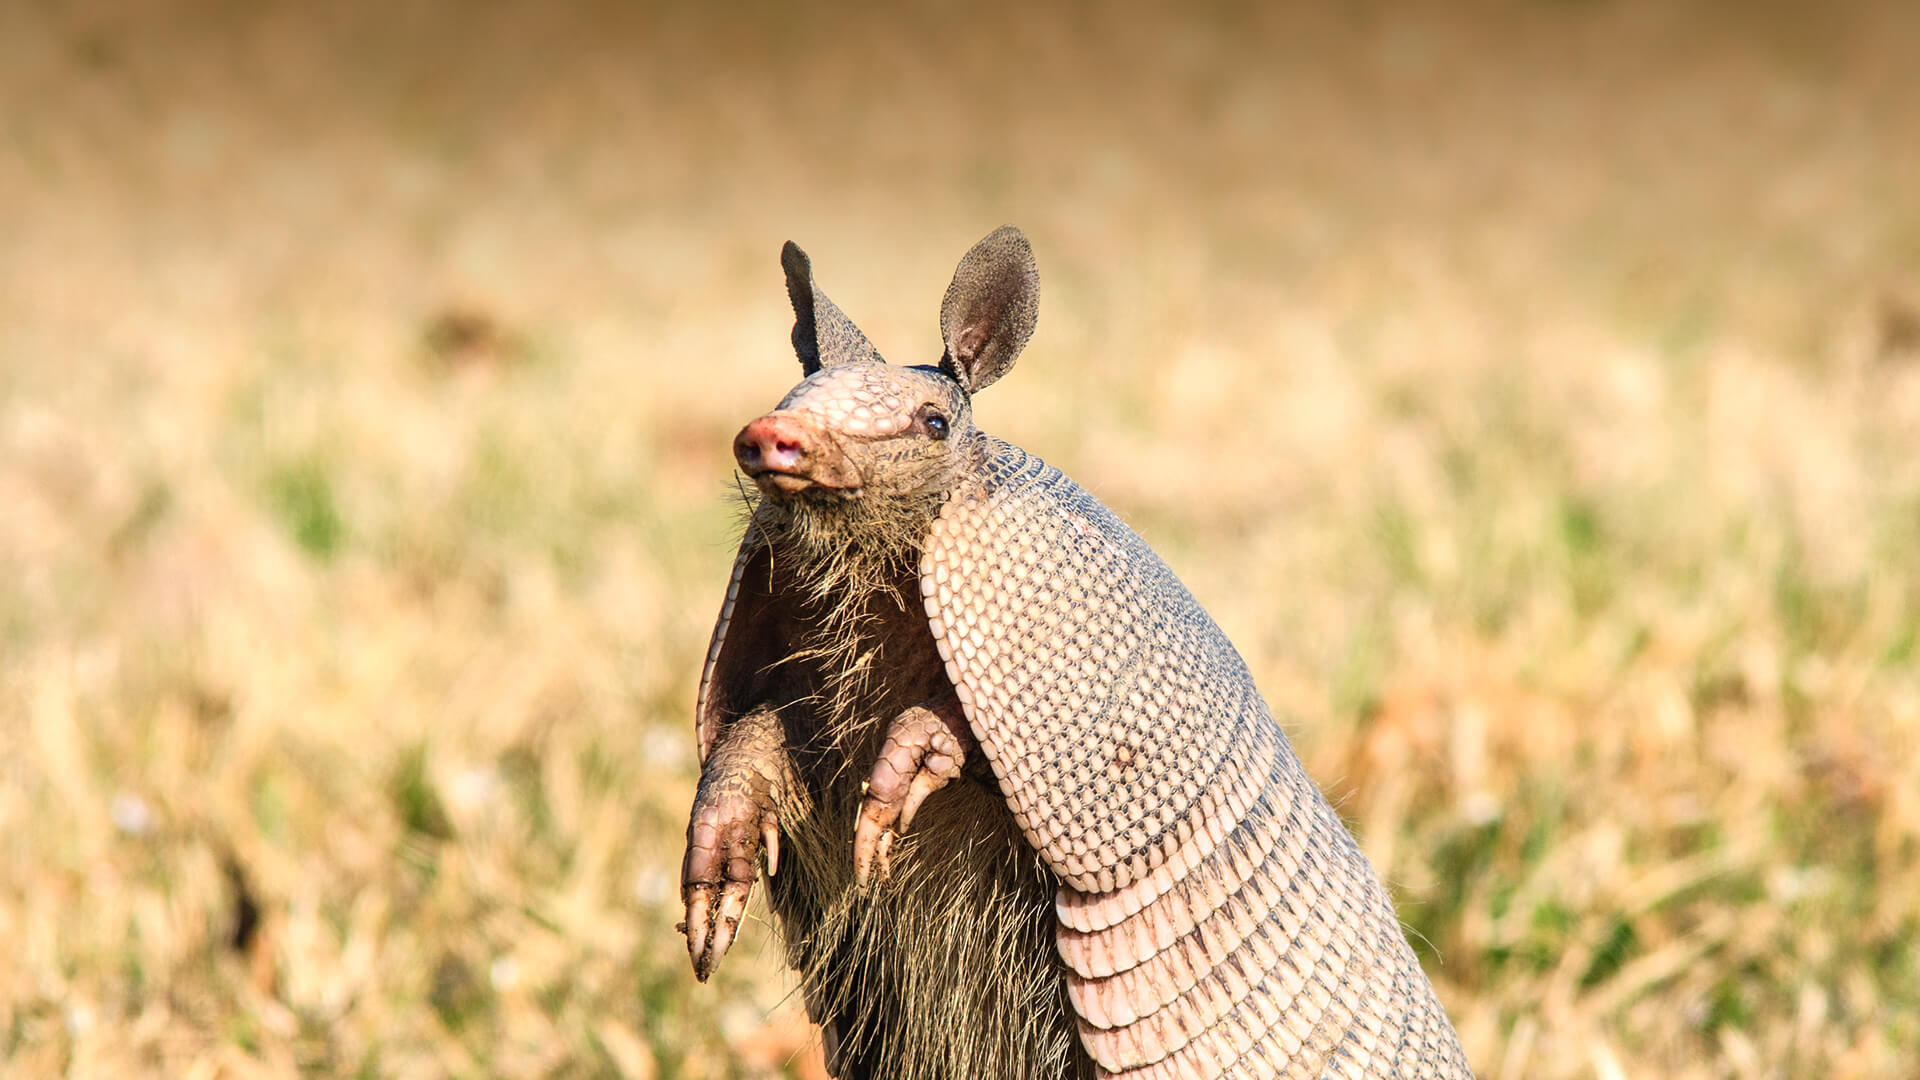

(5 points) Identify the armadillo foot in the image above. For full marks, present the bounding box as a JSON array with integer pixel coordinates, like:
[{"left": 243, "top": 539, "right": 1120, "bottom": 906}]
[
  {"left": 853, "top": 700, "right": 975, "bottom": 887},
  {"left": 681, "top": 705, "right": 790, "bottom": 981}
]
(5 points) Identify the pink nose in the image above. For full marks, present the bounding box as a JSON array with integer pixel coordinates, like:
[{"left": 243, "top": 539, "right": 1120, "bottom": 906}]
[
  {"left": 734, "top": 413, "right": 815, "bottom": 477},
  {"left": 733, "top": 412, "right": 861, "bottom": 495}
]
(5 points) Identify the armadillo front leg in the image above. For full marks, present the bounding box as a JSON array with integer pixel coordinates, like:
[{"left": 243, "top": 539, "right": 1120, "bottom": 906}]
[
  {"left": 681, "top": 704, "right": 791, "bottom": 981},
  {"left": 853, "top": 699, "right": 976, "bottom": 887}
]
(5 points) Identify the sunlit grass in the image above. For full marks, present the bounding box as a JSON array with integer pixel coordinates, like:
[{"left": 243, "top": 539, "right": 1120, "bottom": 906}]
[{"left": 3, "top": 1, "right": 1919, "bottom": 1077}]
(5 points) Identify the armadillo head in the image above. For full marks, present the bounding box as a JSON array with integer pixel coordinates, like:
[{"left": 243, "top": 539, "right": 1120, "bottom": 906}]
[
  {"left": 734, "top": 226, "right": 1039, "bottom": 514},
  {"left": 695, "top": 227, "right": 1040, "bottom": 765},
  {"left": 734, "top": 364, "right": 971, "bottom": 504}
]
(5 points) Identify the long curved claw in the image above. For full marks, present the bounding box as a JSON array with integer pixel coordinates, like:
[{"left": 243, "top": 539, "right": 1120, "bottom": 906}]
[
  {"left": 679, "top": 706, "right": 790, "bottom": 981},
  {"left": 852, "top": 793, "right": 892, "bottom": 888},
  {"left": 896, "top": 768, "right": 948, "bottom": 834},
  {"left": 684, "top": 877, "right": 756, "bottom": 982},
  {"left": 762, "top": 816, "right": 781, "bottom": 878},
  {"left": 682, "top": 797, "right": 769, "bottom": 981},
  {"left": 853, "top": 702, "right": 973, "bottom": 888}
]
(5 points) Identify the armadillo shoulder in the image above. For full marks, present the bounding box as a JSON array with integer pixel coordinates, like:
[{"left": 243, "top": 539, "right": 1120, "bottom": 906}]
[
  {"left": 923, "top": 438, "right": 1474, "bottom": 1078},
  {"left": 921, "top": 437, "right": 1271, "bottom": 894}
]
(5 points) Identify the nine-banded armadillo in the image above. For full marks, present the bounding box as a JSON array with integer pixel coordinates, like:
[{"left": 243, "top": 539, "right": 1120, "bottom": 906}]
[{"left": 680, "top": 226, "right": 1473, "bottom": 1079}]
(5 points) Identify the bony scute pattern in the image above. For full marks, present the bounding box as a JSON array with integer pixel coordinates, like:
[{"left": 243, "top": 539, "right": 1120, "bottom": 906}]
[
  {"left": 777, "top": 363, "right": 953, "bottom": 439},
  {"left": 923, "top": 440, "right": 1472, "bottom": 1079},
  {"left": 926, "top": 442, "right": 1254, "bottom": 895}
]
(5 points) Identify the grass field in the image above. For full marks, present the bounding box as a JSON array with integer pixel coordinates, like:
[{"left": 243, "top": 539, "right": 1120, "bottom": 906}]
[{"left": 4, "top": 1, "right": 1919, "bottom": 1076}]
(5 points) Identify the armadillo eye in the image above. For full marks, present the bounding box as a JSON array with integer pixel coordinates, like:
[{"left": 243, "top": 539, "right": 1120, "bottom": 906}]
[{"left": 924, "top": 413, "right": 949, "bottom": 441}]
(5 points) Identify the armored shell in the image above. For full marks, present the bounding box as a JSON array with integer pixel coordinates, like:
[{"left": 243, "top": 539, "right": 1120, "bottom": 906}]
[{"left": 682, "top": 226, "right": 1474, "bottom": 1080}]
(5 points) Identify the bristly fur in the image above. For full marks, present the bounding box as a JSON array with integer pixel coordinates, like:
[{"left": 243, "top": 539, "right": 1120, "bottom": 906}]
[
  {"left": 739, "top": 481, "right": 946, "bottom": 754},
  {"left": 731, "top": 477, "right": 1093, "bottom": 1080},
  {"left": 770, "top": 769, "right": 1084, "bottom": 1080},
  {"left": 750, "top": 483, "right": 941, "bottom": 608}
]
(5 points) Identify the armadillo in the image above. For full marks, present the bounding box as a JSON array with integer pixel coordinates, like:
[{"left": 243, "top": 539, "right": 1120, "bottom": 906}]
[{"left": 680, "top": 226, "right": 1474, "bottom": 1080}]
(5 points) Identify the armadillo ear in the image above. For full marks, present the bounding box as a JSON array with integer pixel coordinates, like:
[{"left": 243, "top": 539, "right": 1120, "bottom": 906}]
[
  {"left": 939, "top": 225, "right": 1039, "bottom": 394},
  {"left": 782, "top": 242, "right": 884, "bottom": 375}
]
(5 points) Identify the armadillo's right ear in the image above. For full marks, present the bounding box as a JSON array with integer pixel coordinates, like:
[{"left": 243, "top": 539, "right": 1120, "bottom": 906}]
[
  {"left": 782, "top": 241, "right": 884, "bottom": 375},
  {"left": 938, "top": 225, "right": 1039, "bottom": 395}
]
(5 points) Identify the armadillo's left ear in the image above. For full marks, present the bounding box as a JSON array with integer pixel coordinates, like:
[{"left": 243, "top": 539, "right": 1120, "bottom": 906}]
[
  {"left": 939, "top": 225, "right": 1038, "bottom": 394},
  {"left": 783, "top": 241, "right": 884, "bottom": 375}
]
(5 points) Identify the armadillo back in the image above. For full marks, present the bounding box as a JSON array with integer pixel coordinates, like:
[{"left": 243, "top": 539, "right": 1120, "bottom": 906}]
[{"left": 923, "top": 438, "right": 1472, "bottom": 1079}]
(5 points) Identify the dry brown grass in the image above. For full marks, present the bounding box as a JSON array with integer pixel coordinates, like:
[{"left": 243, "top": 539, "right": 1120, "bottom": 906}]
[{"left": 4, "top": 0, "right": 1919, "bottom": 1076}]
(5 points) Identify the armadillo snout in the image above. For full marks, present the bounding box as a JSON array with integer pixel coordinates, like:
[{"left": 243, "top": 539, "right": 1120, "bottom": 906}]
[
  {"left": 735, "top": 412, "right": 860, "bottom": 497},
  {"left": 735, "top": 413, "right": 810, "bottom": 474}
]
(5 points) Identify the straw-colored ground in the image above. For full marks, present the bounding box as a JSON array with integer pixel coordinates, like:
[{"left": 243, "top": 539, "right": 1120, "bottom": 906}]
[{"left": 4, "top": 1, "right": 1918, "bottom": 1077}]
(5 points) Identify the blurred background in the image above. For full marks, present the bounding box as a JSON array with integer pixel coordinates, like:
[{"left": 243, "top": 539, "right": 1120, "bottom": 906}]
[{"left": 3, "top": 0, "right": 1918, "bottom": 1076}]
